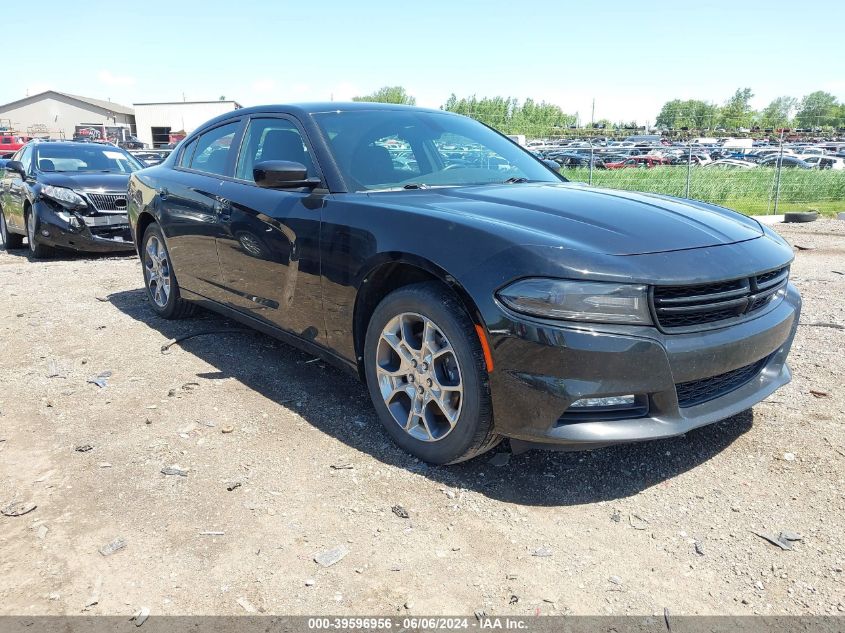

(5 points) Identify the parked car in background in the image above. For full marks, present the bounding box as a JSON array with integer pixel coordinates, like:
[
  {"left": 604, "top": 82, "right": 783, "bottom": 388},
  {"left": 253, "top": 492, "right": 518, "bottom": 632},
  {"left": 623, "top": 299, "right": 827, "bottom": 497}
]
[
  {"left": 126, "top": 103, "right": 800, "bottom": 464},
  {"left": 0, "top": 140, "right": 142, "bottom": 257},
  {"left": 704, "top": 159, "right": 758, "bottom": 169},
  {"left": 759, "top": 156, "right": 812, "bottom": 169},
  {"left": 605, "top": 156, "right": 669, "bottom": 169},
  {"left": 0, "top": 134, "right": 31, "bottom": 158},
  {"left": 119, "top": 136, "right": 146, "bottom": 150},
  {"left": 801, "top": 155, "right": 845, "bottom": 170}
]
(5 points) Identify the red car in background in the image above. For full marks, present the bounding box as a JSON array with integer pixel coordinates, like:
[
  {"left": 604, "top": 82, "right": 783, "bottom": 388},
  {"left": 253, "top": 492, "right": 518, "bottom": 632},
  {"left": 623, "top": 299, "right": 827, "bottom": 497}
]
[
  {"left": 0, "top": 134, "right": 31, "bottom": 159},
  {"left": 605, "top": 155, "right": 670, "bottom": 169}
]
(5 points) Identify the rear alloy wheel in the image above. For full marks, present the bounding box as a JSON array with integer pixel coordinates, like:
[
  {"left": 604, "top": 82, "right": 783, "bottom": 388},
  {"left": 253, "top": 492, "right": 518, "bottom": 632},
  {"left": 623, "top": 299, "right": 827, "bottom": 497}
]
[
  {"left": 0, "top": 208, "right": 24, "bottom": 249},
  {"left": 26, "top": 208, "right": 51, "bottom": 259},
  {"left": 141, "top": 223, "right": 195, "bottom": 319},
  {"left": 364, "top": 282, "right": 500, "bottom": 464}
]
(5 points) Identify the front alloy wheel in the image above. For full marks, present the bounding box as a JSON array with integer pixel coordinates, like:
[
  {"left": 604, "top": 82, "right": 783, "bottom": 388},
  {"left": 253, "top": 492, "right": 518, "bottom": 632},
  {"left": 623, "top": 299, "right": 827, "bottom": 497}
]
[
  {"left": 376, "top": 312, "right": 463, "bottom": 442},
  {"left": 364, "top": 282, "right": 500, "bottom": 464}
]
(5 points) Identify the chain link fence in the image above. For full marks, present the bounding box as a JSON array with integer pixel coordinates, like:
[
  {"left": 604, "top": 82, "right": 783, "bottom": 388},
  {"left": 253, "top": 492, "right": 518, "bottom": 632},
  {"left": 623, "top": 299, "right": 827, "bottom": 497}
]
[
  {"left": 449, "top": 107, "right": 844, "bottom": 215},
  {"left": 538, "top": 136, "right": 845, "bottom": 215}
]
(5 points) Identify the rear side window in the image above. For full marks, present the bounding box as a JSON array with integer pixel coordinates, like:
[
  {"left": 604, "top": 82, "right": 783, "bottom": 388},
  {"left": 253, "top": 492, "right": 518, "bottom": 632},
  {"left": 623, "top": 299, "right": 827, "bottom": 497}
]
[
  {"left": 178, "top": 138, "right": 198, "bottom": 168},
  {"left": 190, "top": 122, "right": 240, "bottom": 176}
]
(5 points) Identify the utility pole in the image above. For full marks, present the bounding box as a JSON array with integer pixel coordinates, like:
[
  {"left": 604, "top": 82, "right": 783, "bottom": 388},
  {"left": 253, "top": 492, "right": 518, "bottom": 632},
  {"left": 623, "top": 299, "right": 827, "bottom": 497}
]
[{"left": 591, "top": 98, "right": 595, "bottom": 128}]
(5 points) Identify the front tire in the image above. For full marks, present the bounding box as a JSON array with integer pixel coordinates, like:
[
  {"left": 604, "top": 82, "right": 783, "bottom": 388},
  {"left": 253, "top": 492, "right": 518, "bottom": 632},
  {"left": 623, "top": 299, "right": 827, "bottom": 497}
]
[
  {"left": 364, "top": 282, "right": 500, "bottom": 464},
  {"left": 141, "top": 223, "right": 195, "bottom": 319},
  {"left": 25, "top": 207, "right": 52, "bottom": 259},
  {"left": 0, "top": 208, "right": 24, "bottom": 249}
]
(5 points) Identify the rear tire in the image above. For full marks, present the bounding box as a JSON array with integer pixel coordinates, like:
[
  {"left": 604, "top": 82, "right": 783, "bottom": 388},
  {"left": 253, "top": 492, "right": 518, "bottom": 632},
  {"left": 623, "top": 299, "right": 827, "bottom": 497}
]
[
  {"left": 25, "top": 208, "right": 52, "bottom": 259},
  {"left": 364, "top": 282, "right": 500, "bottom": 464},
  {"left": 141, "top": 223, "right": 196, "bottom": 319},
  {"left": 0, "top": 208, "right": 24, "bottom": 249}
]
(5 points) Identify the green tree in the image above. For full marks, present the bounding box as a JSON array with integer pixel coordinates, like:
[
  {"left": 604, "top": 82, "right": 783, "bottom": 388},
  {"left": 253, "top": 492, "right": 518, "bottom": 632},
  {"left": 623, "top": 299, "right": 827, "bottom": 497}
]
[
  {"left": 442, "top": 94, "right": 575, "bottom": 137},
  {"left": 720, "top": 87, "right": 755, "bottom": 129},
  {"left": 759, "top": 96, "right": 797, "bottom": 129},
  {"left": 655, "top": 99, "right": 719, "bottom": 130},
  {"left": 352, "top": 86, "right": 416, "bottom": 105},
  {"left": 795, "top": 91, "right": 839, "bottom": 128}
]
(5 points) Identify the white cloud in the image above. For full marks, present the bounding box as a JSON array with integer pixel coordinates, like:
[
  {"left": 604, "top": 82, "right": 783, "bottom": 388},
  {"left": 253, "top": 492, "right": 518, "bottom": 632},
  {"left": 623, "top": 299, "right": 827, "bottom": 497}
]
[{"left": 97, "top": 70, "right": 136, "bottom": 88}]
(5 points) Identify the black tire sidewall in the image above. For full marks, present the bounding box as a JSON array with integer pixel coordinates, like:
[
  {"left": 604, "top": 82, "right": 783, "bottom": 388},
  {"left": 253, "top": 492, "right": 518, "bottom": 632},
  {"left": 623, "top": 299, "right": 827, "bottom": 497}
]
[
  {"left": 141, "top": 224, "right": 179, "bottom": 317},
  {"left": 364, "top": 284, "right": 490, "bottom": 464}
]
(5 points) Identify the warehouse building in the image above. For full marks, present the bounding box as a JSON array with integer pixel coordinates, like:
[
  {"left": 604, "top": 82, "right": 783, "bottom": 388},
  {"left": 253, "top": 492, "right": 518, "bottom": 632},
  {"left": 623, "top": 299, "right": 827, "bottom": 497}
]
[
  {"left": 133, "top": 100, "right": 242, "bottom": 147},
  {"left": 0, "top": 90, "right": 135, "bottom": 140}
]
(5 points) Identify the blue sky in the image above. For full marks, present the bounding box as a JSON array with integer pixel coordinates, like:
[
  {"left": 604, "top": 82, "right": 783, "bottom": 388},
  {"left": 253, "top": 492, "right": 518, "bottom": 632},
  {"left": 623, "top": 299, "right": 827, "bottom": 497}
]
[{"left": 9, "top": 0, "right": 844, "bottom": 124}]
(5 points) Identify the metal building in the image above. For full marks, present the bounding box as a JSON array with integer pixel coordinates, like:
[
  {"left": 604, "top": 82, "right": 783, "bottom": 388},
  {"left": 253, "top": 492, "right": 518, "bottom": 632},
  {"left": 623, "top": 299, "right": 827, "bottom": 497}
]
[
  {"left": 0, "top": 91, "right": 135, "bottom": 140},
  {"left": 132, "top": 100, "right": 242, "bottom": 148}
]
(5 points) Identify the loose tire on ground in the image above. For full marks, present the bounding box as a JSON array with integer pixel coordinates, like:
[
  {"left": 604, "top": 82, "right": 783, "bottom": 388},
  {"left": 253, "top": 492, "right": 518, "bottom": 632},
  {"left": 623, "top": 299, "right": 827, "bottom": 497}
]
[
  {"left": 364, "top": 281, "right": 500, "bottom": 464},
  {"left": 141, "top": 223, "right": 196, "bottom": 319},
  {"left": 783, "top": 211, "right": 819, "bottom": 223}
]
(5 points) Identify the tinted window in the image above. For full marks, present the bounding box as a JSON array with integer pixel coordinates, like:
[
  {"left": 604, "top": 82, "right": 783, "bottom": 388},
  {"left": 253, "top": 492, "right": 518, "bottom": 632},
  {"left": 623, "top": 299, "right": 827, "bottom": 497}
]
[
  {"left": 34, "top": 145, "right": 142, "bottom": 173},
  {"left": 178, "top": 138, "right": 198, "bottom": 168},
  {"left": 235, "top": 118, "right": 316, "bottom": 181},
  {"left": 18, "top": 145, "right": 33, "bottom": 172},
  {"left": 312, "top": 110, "right": 560, "bottom": 191},
  {"left": 190, "top": 122, "right": 240, "bottom": 176}
]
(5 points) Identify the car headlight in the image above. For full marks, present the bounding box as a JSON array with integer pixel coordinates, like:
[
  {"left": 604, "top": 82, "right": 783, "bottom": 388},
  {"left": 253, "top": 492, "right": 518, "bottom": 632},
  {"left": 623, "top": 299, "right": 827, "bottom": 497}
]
[
  {"left": 497, "top": 278, "right": 652, "bottom": 324},
  {"left": 41, "top": 185, "right": 87, "bottom": 208}
]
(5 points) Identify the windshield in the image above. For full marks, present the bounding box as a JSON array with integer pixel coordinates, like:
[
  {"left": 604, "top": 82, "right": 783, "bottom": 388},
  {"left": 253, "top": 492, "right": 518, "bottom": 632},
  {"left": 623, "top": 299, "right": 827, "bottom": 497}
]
[
  {"left": 312, "top": 109, "right": 562, "bottom": 191},
  {"left": 34, "top": 145, "right": 144, "bottom": 174}
]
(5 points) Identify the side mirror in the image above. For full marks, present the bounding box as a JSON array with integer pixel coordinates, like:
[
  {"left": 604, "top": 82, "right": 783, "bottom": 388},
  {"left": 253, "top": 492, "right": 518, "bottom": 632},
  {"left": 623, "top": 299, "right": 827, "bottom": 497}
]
[
  {"left": 543, "top": 159, "right": 561, "bottom": 172},
  {"left": 253, "top": 160, "right": 320, "bottom": 189},
  {"left": 5, "top": 160, "right": 25, "bottom": 176}
]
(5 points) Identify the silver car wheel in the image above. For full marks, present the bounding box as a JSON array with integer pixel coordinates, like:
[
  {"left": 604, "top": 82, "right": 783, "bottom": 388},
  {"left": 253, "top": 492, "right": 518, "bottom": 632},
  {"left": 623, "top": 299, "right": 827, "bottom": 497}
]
[
  {"left": 144, "top": 235, "right": 171, "bottom": 308},
  {"left": 375, "top": 312, "right": 463, "bottom": 442}
]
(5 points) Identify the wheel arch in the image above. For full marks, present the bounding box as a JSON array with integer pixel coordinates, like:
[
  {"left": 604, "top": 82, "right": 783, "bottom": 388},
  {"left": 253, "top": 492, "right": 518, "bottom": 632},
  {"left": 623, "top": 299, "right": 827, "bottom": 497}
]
[
  {"left": 134, "top": 210, "right": 157, "bottom": 257},
  {"left": 352, "top": 253, "right": 484, "bottom": 380}
]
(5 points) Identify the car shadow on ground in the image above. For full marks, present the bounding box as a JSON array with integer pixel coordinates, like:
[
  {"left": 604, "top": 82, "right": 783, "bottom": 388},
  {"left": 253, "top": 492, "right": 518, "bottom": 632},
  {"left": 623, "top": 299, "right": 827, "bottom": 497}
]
[
  {"left": 0, "top": 245, "right": 135, "bottom": 263},
  {"left": 108, "top": 287, "right": 755, "bottom": 507}
]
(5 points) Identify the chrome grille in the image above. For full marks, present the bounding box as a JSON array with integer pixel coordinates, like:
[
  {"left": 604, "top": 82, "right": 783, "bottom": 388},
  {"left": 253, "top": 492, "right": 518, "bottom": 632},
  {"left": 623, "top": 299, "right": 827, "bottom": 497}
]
[
  {"left": 652, "top": 266, "right": 789, "bottom": 331},
  {"left": 85, "top": 192, "right": 128, "bottom": 212},
  {"left": 675, "top": 354, "right": 771, "bottom": 408}
]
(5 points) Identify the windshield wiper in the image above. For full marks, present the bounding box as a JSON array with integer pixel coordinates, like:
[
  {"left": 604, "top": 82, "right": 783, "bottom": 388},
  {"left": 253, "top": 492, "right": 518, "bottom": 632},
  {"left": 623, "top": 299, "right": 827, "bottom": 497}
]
[
  {"left": 402, "top": 183, "right": 429, "bottom": 189},
  {"left": 503, "top": 177, "right": 530, "bottom": 184}
]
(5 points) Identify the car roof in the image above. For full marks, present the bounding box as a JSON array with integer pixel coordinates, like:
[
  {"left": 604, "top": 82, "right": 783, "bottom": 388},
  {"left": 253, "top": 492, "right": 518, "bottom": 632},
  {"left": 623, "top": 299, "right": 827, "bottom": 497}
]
[{"left": 194, "top": 102, "right": 461, "bottom": 135}]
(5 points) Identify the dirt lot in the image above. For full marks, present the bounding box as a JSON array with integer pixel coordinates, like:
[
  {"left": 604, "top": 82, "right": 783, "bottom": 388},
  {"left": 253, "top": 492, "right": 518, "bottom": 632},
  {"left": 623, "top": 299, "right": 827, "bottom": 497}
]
[{"left": 1, "top": 220, "right": 843, "bottom": 617}]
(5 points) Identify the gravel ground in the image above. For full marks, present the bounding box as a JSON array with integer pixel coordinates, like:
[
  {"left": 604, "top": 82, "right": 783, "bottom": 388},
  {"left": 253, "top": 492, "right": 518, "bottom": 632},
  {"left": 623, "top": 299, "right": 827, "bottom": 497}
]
[{"left": 0, "top": 220, "right": 843, "bottom": 617}]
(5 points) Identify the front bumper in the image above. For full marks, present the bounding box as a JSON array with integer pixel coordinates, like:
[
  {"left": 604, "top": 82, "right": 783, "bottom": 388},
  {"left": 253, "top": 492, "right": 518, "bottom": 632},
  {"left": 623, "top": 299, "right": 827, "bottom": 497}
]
[
  {"left": 34, "top": 200, "right": 135, "bottom": 254},
  {"left": 488, "top": 282, "right": 801, "bottom": 448}
]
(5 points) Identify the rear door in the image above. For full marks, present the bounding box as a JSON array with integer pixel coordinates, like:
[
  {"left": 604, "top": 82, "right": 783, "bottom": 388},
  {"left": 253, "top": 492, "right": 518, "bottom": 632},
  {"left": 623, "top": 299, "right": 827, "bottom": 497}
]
[
  {"left": 158, "top": 120, "right": 244, "bottom": 302},
  {"left": 214, "top": 115, "right": 326, "bottom": 339}
]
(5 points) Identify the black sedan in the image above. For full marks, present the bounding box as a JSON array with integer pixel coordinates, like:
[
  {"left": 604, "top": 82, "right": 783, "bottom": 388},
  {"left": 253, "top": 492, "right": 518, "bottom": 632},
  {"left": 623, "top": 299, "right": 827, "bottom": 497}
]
[
  {"left": 0, "top": 141, "right": 142, "bottom": 257},
  {"left": 127, "top": 103, "right": 800, "bottom": 464}
]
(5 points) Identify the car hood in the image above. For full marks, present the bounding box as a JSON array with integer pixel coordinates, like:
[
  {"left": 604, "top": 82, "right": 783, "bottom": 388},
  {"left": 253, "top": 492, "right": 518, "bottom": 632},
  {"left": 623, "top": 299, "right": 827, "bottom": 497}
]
[
  {"left": 370, "top": 183, "right": 763, "bottom": 256},
  {"left": 37, "top": 172, "right": 131, "bottom": 192}
]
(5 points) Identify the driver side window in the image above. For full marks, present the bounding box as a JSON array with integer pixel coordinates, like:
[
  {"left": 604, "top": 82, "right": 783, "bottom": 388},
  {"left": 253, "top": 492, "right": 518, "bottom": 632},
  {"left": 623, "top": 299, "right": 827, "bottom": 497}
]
[{"left": 235, "top": 118, "right": 316, "bottom": 182}]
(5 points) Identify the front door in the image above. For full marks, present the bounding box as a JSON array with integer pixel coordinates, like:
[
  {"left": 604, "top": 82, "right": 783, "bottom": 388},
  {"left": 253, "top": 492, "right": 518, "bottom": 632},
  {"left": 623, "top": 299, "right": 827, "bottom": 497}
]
[
  {"left": 2, "top": 144, "right": 33, "bottom": 230},
  {"left": 215, "top": 116, "right": 325, "bottom": 342}
]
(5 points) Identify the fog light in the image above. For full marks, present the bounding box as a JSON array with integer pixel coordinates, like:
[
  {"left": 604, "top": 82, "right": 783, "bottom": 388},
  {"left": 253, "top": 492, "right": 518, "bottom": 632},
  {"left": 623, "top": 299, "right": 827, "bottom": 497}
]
[
  {"left": 569, "top": 395, "right": 636, "bottom": 408},
  {"left": 40, "top": 229, "right": 50, "bottom": 237}
]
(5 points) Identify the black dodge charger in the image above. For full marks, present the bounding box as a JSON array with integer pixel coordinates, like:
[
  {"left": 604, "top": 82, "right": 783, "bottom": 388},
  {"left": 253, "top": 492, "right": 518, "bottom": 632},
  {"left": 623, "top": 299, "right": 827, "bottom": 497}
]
[
  {"left": 127, "top": 103, "right": 800, "bottom": 464},
  {"left": 0, "top": 140, "right": 142, "bottom": 257}
]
